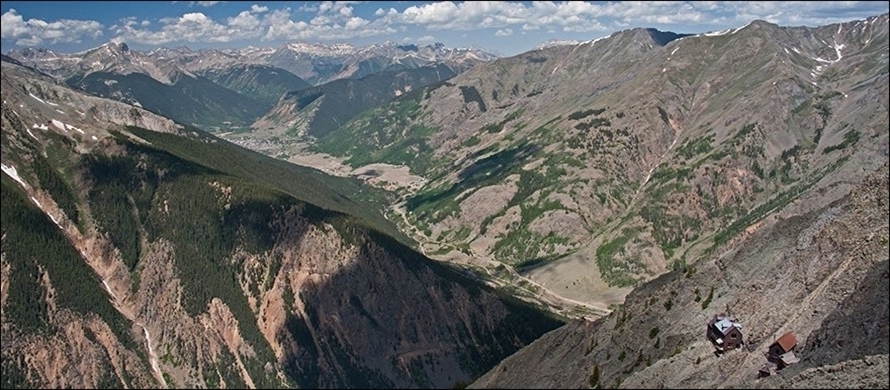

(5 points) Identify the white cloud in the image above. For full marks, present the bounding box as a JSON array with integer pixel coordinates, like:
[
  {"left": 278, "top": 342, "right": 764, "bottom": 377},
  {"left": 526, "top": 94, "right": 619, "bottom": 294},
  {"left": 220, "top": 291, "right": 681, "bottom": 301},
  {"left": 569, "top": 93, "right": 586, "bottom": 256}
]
[
  {"left": 298, "top": 3, "right": 318, "bottom": 13},
  {"left": 344, "top": 17, "right": 369, "bottom": 30},
  {"left": 401, "top": 2, "right": 459, "bottom": 26},
  {"left": 191, "top": 1, "right": 222, "bottom": 7},
  {"left": 228, "top": 10, "right": 262, "bottom": 30},
  {"left": 261, "top": 6, "right": 396, "bottom": 42},
  {"left": 598, "top": 1, "right": 707, "bottom": 25},
  {"left": 0, "top": 9, "right": 29, "bottom": 38},
  {"left": 395, "top": 1, "right": 604, "bottom": 32},
  {"left": 97, "top": 3, "right": 890, "bottom": 60},
  {"left": 114, "top": 0, "right": 324, "bottom": 46},
  {"left": 562, "top": 22, "right": 608, "bottom": 33},
  {"left": 310, "top": 15, "right": 332, "bottom": 26},
  {"left": 388, "top": 1, "right": 887, "bottom": 36},
  {"left": 711, "top": 1, "right": 886, "bottom": 26},
  {"left": 12, "top": 0, "right": 884, "bottom": 51},
  {"left": 401, "top": 34, "right": 438, "bottom": 45},
  {"left": 113, "top": 10, "right": 263, "bottom": 45},
  {"left": 418, "top": 35, "right": 436, "bottom": 44},
  {"left": 1, "top": 9, "right": 103, "bottom": 46}
]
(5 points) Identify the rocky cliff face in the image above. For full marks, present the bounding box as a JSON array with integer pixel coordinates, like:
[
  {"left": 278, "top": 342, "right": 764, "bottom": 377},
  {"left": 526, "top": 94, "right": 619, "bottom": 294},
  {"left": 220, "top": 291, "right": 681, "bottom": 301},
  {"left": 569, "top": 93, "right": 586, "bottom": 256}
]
[
  {"left": 0, "top": 59, "right": 183, "bottom": 137},
  {"left": 469, "top": 162, "right": 888, "bottom": 389},
  {"left": 0, "top": 57, "right": 562, "bottom": 389}
]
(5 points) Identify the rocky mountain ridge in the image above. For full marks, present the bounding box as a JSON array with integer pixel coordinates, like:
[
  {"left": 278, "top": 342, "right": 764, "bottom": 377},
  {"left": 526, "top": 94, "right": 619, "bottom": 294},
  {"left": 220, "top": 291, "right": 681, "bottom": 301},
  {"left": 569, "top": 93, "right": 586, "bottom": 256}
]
[{"left": 7, "top": 40, "right": 497, "bottom": 87}]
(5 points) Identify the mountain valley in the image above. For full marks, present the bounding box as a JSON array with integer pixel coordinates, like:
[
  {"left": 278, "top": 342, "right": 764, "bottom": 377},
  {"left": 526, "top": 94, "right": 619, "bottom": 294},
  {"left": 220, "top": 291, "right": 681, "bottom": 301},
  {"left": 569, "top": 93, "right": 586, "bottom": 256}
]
[{"left": 2, "top": 12, "right": 888, "bottom": 390}]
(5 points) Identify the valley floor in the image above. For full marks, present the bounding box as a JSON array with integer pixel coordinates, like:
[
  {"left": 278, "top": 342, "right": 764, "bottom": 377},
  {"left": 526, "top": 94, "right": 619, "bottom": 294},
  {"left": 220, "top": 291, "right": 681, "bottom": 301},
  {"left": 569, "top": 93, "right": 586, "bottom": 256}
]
[{"left": 222, "top": 132, "right": 625, "bottom": 320}]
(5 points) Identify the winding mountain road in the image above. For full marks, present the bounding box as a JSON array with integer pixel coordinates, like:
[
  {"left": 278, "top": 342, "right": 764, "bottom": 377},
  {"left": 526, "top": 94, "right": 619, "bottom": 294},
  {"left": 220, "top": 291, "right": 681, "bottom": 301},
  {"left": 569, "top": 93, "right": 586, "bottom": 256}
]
[{"left": 387, "top": 201, "right": 612, "bottom": 319}]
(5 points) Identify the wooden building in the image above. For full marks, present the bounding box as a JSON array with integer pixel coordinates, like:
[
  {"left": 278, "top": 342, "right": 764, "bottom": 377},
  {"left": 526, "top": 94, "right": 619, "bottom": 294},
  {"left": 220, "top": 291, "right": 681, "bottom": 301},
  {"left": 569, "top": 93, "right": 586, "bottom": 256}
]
[
  {"left": 706, "top": 314, "right": 744, "bottom": 351},
  {"left": 768, "top": 332, "right": 800, "bottom": 368}
]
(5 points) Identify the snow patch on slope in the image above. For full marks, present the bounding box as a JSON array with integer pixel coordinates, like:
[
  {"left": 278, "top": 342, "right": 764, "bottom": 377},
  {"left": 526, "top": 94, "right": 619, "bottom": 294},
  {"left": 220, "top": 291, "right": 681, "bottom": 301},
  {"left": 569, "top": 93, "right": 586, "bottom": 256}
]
[
  {"left": 1, "top": 163, "right": 29, "bottom": 188},
  {"left": 102, "top": 279, "right": 119, "bottom": 301},
  {"left": 700, "top": 21, "right": 750, "bottom": 37},
  {"left": 51, "top": 119, "right": 68, "bottom": 132},
  {"left": 29, "top": 196, "right": 62, "bottom": 228},
  {"left": 138, "top": 323, "right": 167, "bottom": 388},
  {"left": 27, "top": 92, "right": 59, "bottom": 106},
  {"left": 50, "top": 119, "right": 85, "bottom": 134}
]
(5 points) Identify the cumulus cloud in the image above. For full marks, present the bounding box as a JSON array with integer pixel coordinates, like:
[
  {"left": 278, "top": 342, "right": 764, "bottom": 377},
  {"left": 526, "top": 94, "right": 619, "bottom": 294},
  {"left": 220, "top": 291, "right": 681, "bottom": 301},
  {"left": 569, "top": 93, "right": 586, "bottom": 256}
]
[
  {"left": 298, "top": 3, "right": 319, "bottom": 13},
  {"left": 228, "top": 10, "right": 262, "bottom": 30},
  {"left": 111, "top": 2, "right": 286, "bottom": 45},
  {"left": 261, "top": 6, "right": 395, "bottom": 41},
  {"left": 495, "top": 28, "right": 513, "bottom": 37},
  {"left": 11, "top": 1, "right": 885, "bottom": 50},
  {"left": 710, "top": 1, "right": 887, "bottom": 26},
  {"left": 191, "top": 1, "right": 222, "bottom": 7},
  {"left": 389, "top": 1, "right": 886, "bottom": 35},
  {"left": 112, "top": 12, "right": 241, "bottom": 44},
  {"left": 344, "top": 17, "right": 369, "bottom": 31},
  {"left": 390, "top": 1, "right": 610, "bottom": 33},
  {"left": 115, "top": 1, "right": 397, "bottom": 44},
  {"left": 1, "top": 9, "right": 103, "bottom": 46}
]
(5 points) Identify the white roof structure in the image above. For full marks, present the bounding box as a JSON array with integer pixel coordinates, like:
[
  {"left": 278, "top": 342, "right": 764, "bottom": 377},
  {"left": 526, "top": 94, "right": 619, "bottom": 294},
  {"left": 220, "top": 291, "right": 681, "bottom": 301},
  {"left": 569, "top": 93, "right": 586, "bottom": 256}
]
[
  {"left": 779, "top": 351, "right": 801, "bottom": 365},
  {"left": 714, "top": 318, "right": 742, "bottom": 335}
]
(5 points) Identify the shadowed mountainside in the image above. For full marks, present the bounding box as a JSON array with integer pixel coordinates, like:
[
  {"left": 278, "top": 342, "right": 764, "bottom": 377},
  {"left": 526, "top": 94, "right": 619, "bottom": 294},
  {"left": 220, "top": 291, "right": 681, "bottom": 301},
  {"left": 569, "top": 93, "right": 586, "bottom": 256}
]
[{"left": 0, "top": 57, "right": 563, "bottom": 389}]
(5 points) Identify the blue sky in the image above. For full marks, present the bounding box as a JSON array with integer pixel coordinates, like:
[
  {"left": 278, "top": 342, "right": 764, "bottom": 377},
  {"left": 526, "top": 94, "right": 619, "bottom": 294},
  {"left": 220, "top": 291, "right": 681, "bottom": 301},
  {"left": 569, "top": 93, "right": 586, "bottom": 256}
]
[{"left": 2, "top": 1, "right": 887, "bottom": 56}]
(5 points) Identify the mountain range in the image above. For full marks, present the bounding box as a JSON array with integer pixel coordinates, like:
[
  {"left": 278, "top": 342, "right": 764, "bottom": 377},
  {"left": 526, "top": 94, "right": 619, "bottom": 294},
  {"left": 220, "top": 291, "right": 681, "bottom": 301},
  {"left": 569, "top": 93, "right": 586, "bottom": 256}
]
[
  {"left": 2, "top": 12, "right": 888, "bottom": 389},
  {"left": 7, "top": 41, "right": 496, "bottom": 131}
]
